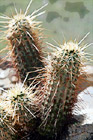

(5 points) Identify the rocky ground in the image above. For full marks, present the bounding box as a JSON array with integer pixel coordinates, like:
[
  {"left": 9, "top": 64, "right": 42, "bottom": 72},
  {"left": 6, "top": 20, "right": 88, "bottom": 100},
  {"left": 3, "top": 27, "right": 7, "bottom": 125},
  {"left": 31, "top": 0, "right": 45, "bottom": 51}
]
[{"left": 0, "top": 58, "right": 93, "bottom": 140}]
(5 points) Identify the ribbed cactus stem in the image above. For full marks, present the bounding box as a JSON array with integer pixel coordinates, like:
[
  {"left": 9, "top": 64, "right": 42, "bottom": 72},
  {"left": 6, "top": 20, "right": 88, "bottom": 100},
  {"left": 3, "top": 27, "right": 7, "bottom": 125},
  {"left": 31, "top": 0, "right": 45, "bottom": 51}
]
[
  {"left": 6, "top": 13, "right": 44, "bottom": 85},
  {"left": 40, "top": 41, "right": 82, "bottom": 135}
]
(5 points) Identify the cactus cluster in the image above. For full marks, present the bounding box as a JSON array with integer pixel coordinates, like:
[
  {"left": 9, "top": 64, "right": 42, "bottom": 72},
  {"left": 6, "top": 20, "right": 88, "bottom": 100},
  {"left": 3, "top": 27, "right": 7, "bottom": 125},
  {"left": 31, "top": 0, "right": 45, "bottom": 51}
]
[{"left": 0, "top": 1, "right": 92, "bottom": 139}]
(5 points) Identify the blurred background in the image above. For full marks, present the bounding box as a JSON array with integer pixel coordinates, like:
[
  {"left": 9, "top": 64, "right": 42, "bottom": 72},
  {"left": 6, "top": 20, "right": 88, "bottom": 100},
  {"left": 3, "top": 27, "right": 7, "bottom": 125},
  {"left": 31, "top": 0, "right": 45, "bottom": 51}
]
[{"left": 0, "top": 0, "right": 93, "bottom": 65}]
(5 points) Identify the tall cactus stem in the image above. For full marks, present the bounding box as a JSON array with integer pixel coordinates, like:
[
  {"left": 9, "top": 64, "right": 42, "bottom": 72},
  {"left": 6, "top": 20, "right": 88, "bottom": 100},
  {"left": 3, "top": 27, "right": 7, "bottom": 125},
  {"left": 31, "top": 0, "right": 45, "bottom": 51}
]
[
  {"left": 40, "top": 41, "right": 85, "bottom": 136},
  {"left": 0, "top": 1, "right": 47, "bottom": 86}
]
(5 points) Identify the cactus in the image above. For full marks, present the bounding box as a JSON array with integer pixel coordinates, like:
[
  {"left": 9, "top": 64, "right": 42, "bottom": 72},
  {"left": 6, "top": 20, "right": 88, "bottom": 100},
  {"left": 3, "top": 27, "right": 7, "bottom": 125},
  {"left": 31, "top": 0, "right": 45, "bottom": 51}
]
[
  {"left": 0, "top": 1, "right": 47, "bottom": 86},
  {"left": 39, "top": 41, "right": 85, "bottom": 136},
  {"left": 0, "top": 83, "right": 41, "bottom": 139}
]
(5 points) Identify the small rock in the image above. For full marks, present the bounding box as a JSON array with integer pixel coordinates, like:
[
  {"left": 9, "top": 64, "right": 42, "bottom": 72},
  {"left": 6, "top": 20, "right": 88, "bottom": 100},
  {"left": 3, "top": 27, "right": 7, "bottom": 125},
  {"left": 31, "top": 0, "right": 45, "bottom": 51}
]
[
  {"left": 0, "top": 68, "right": 10, "bottom": 79},
  {"left": 10, "top": 76, "right": 18, "bottom": 84},
  {"left": 0, "top": 78, "right": 11, "bottom": 87},
  {"left": 73, "top": 86, "right": 93, "bottom": 125}
]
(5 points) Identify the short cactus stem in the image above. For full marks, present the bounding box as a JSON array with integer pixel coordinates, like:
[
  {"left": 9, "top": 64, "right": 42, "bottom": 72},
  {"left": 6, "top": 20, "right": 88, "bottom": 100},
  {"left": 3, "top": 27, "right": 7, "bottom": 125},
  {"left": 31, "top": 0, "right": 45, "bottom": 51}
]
[
  {"left": 0, "top": 83, "right": 40, "bottom": 139},
  {"left": 40, "top": 41, "right": 84, "bottom": 136}
]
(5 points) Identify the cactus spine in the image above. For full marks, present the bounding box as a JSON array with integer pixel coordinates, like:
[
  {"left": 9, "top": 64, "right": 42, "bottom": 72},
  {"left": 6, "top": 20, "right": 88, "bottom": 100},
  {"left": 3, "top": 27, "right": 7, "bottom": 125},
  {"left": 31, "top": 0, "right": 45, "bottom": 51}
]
[{"left": 40, "top": 41, "right": 83, "bottom": 136}]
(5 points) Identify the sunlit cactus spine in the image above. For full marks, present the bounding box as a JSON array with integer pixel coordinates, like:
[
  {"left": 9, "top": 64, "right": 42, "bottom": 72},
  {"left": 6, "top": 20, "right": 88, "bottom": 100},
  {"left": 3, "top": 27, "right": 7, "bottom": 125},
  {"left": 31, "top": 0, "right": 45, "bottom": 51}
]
[
  {"left": 0, "top": 83, "right": 41, "bottom": 139},
  {"left": 0, "top": 1, "right": 47, "bottom": 86},
  {"left": 39, "top": 41, "right": 85, "bottom": 136}
]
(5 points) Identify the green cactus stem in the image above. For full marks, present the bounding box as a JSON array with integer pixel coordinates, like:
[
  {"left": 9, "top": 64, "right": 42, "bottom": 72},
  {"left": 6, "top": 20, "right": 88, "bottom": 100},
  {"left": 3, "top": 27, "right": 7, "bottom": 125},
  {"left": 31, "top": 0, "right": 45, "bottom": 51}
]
[
  {"left": 0, "top": 1, "right": 47, "bottom": 86},
  {"left": 8, "top": 15, "right": 44, "bottom": 86},
  {"left": 40, "top": 41, "right": 84, "bottom": 136}
]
